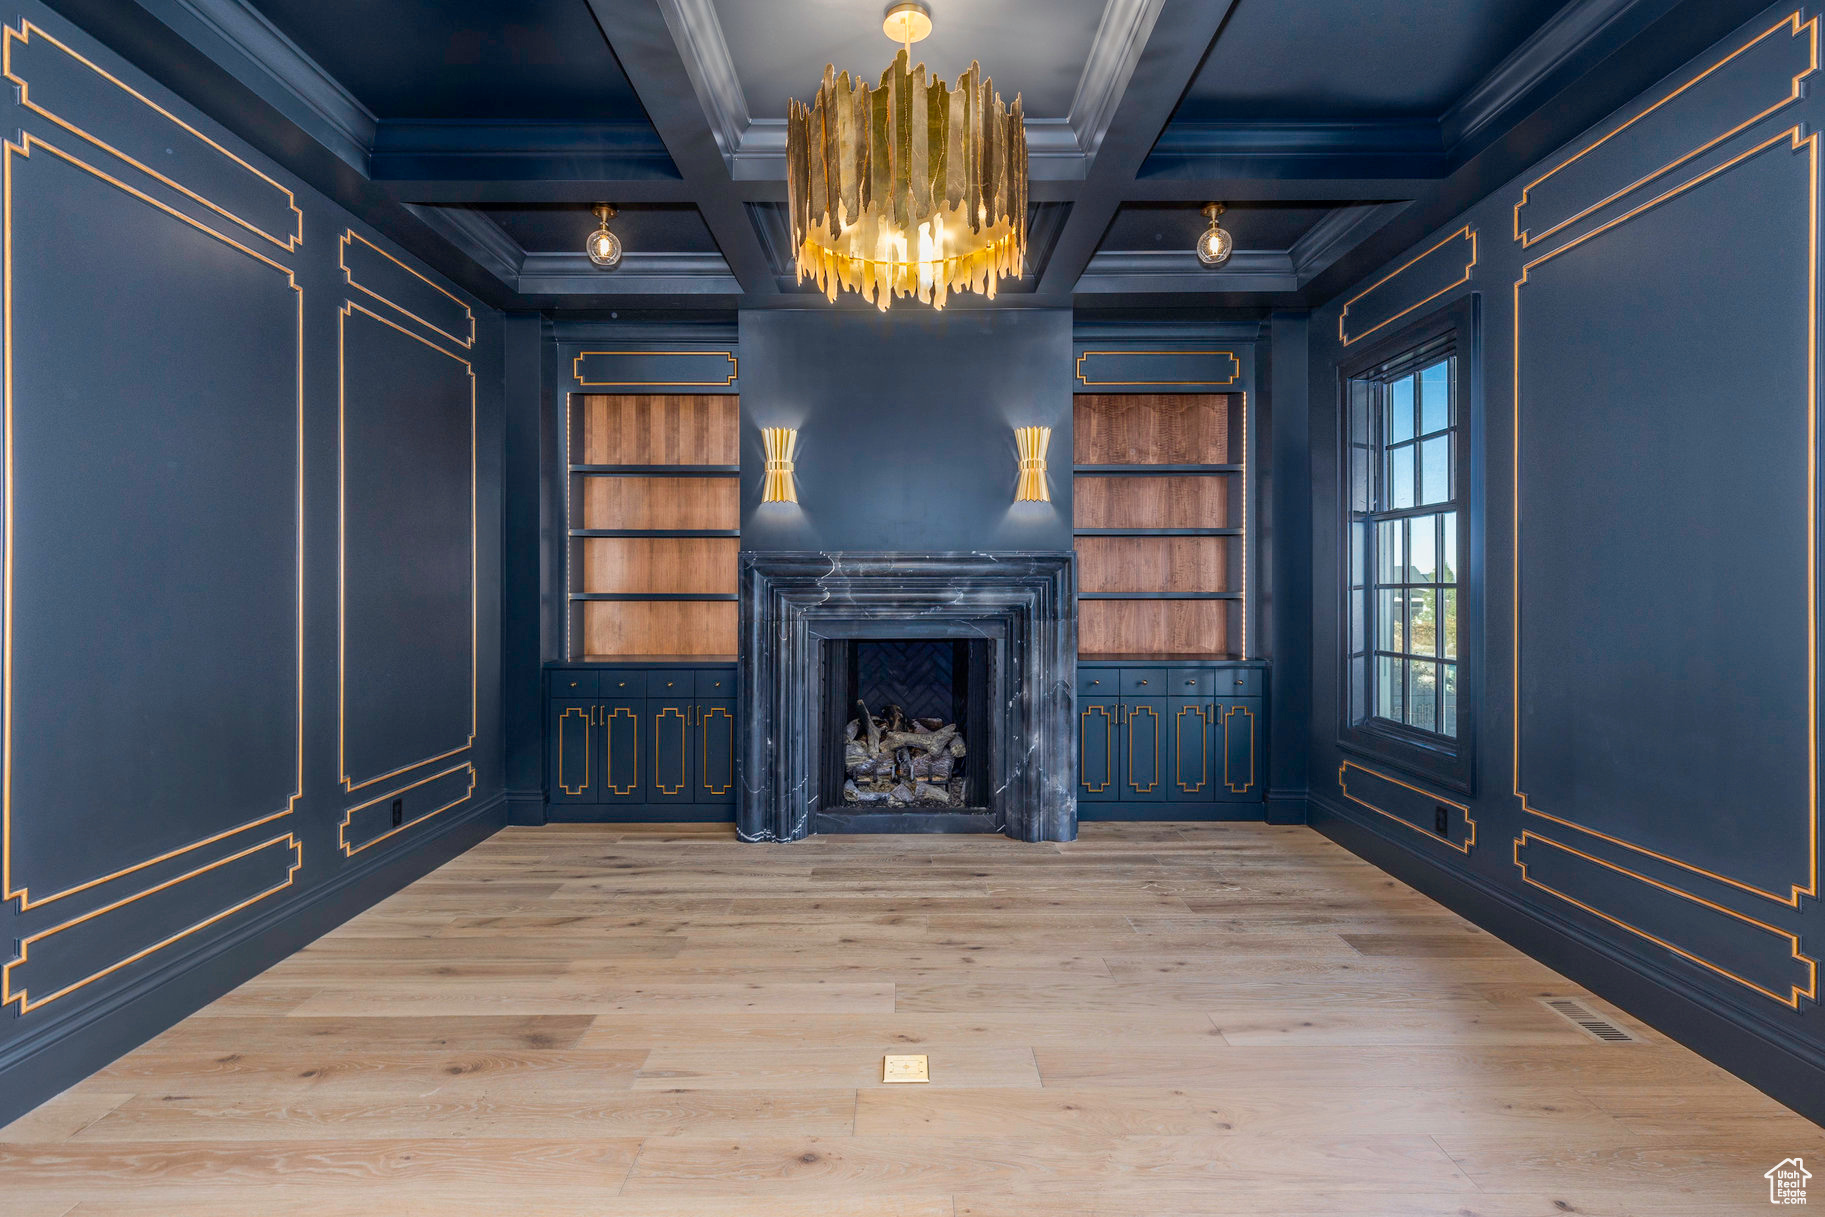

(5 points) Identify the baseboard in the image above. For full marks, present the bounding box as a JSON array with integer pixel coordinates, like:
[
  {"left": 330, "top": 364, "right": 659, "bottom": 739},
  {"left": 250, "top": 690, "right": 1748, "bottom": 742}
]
[
  {"left": 1265, "top": 787, "right": 1309, "bottom": 825},
  {"left": 506, "top": 788, "right": 546, "bottom": 826},
  {"left": 1310, "top": 793, "right": 1825, "bottom": 1128},
  {"left": 0, "top": 792, "right": 507, "bottom": 1127},
  {"left": 544, "top": 803, "right": 735, "bottom": 823},
  {"left": 1078, "top": 803, "right": 1265, "bottom": 821}
]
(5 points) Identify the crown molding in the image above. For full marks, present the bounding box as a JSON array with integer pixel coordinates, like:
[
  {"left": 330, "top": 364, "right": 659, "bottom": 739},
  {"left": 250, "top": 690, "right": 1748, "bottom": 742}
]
[
  {"left": 653, "top": 0, "right": 750, "bottom": 158},
  {"left": 1288, "top": 201, "right": 1406, "bottom": 280},
  {"left": 1066, "top": 0, "right": 1167, "bottom": 161},
  {"left": 404, "top": 204, "right": 526, "bottom": 284},
  {"left": 1076, "top": 247, "right": 1298, "bottom": 293},
  {"left": 518, "top": 251, "right": 740, "bottom": 297},
  {"left": 143, "top": 0, "right": 376, "bottom": 169}
]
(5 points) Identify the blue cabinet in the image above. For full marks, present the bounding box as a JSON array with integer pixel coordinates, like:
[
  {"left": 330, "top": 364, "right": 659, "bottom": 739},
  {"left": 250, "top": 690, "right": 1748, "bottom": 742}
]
[
  {"left": 545, "top": 664, "right": 736, "bottom": 821},
  {"left": 1077, "top": 662, "right": 1266, "bottom": 817}
]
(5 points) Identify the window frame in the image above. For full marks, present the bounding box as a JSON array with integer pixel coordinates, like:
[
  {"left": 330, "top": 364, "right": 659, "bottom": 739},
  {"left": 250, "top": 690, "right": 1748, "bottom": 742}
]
[{"left": 1337, "top": 296, "right": 1479, "bottom": 794}]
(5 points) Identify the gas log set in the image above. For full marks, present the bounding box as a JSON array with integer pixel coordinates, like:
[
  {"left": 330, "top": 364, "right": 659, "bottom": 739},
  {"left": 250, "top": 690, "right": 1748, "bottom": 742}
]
[{"left": 843, "top": 699, "right": 968, "bottom": 807}]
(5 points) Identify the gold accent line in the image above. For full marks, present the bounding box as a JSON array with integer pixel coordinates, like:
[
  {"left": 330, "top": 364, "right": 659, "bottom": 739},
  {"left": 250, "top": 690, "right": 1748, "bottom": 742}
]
[
  {"left": 556, "top": 705, "right": 591, "bottom": 797},
  {"left": 1125, "top": 704, "right": 1160, "bottom": 794},
  {"left": 653, "top": 705, "right": 688, "bottom": 796},
  {"left": 1223, "top": 704, "right": 1257, "bottom": 795},
  {"left": 1074, "top": 350, "right": 1241, "bottom": 387},
  {"left": 1515, "top": 831, "right": 1818, "bottom": 1009},
  {"left": 605, "top": 705, "right": 639, "bottom": 796},
  {"left": 572, "top": 350, "right": 739, "bottom": 387},
  {"left": 337, "top": 299, "right": 479, "bottom": 794},
  {"left": 340, "top": 230, "right": 475, "bottom": 350},
  {"left": 701, "top": 706, "right": 733, "bottom": 796},
  {"left": 1175, "top": 704, "right": 1208, "bottom": 794},
  {"left": 2, "top": 834, "right": 301, "bottom": 1013},
  {"left": 2, "top": 133, "right": 304, "bottom": 912},
  {"left": 1080, "top": 704, "right": 1114, "bottom": 794},
  {"left": 1515, "top": 12, "right": 1818, "bottom": 249},
  {"left": 339, "top": 763, "right": 476, "bottom": 858},
  {"left": 2, "top": 21, "right": 301, "bottom": 251},
  {"left": 1240, "top": 391, "right": 1248, "bottom": 658},
  {"left": 1338, "top": 226, "right": 1477, "bottom": 347},
  {"left": 1339, "top": 760, "right": 1475, "bottom": 854},
  {"left": 1512, "top": 126, "right": 1819, "bottom": 907}
]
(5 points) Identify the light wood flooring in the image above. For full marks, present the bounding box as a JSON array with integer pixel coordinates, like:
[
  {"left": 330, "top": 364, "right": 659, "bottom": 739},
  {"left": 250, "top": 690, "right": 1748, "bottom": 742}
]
[{"left": 3, "top": 822, "right": 1820, "bottom": 1216}]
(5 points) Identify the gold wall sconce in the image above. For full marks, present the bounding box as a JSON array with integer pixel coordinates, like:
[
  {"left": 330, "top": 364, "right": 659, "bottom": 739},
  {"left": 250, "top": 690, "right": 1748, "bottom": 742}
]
[
  {"left": 762, "top": 427, "right": 799, "bottom": 504},
  {"left": 1015, "top": 425, "right": 1052, "bottom": 502}
]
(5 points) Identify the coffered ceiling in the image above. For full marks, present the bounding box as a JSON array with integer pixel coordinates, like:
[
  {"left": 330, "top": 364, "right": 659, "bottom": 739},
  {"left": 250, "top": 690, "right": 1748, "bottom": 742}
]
[{"left": 110, "top": 0, "right": 1774, "bottom": 311}]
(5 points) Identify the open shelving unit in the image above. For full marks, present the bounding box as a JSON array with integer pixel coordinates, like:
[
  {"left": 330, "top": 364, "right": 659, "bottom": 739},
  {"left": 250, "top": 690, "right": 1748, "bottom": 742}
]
[
  {"left": 566, "top": 394, "right": 740, "bottom": 658},
  {"left": 1073, "top": 393, "right": 1246, "bottom": 657}
]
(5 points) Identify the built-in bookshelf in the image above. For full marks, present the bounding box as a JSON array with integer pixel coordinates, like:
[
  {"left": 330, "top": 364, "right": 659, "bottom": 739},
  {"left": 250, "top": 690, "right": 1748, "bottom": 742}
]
[
  {"left": 1073, "top": 393, "right": 1246, "bottom": 657},
  {"left": 566, "top": 394, "right": 740, "bottom": 658}
]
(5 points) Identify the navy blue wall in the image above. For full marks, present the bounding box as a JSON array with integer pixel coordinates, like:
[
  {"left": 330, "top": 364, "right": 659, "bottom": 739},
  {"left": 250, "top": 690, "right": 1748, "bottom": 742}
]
[
  {"left": 1305, "top": 2, "right": 1824, "bottom": 1120},
  {"left": 737, "top": 309, "right": 1074, "bottom": 553},
  {"left": 0, "top": 2, "right": 504, "bottom": 1122}
]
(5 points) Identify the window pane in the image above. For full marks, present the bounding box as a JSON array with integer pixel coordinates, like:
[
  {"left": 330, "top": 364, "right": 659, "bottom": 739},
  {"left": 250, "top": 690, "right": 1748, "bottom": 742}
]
[
  {"left": 1350, "top": 444, "right": 1370, "bottom": 513},
  {"left": 1378, "top": 655, "right": 1405, "bottom": 722},
  {"left": 1350, "top": 521, "right": 1366, "bottom": 588},
  {"left": 1391, "top": 445, "right": 1415, "bottom": 509},
  {"left": 1419, "top": 435, "right": 1450, "bottom": 505},
  {"left": 1389, "top": 376, "right": 1415, "bottom": 443},
  {"left": 1350, "top": 594, "right": 1365, "bottom": 654},
  {"left": 1440, "top": 664, "right": 1457, "bottom": 738},
  {"left": 1408, "top": 514, "right": 1437, "bottom": 582},
  {"left": 1441, "top": 512, "right": 1457, "bottom": 583},
  {"left": 1377, "top": 589, "right": 1404, "bottom": 651},
  {"left": 1351, "top": 656, "right": 1366, "bottom": 722},
  {"left": 1419, "top": 360, "right": 1449, "bottom": 434},
  {"left": 1377, "top": 519, "right": 1403, "bottom": 585},
  {"left": 1351, "top": 378, "right": 1370, "bottom": 444},
  {"left": 1410, "top": 660, "right": 1438, "bottom": 732},
  {"left": 1408, "top": 588, "right": 1437, "bottom": 657},
  {"left": 1441, "top": 588, "right": 1457, "bottom": 658}
]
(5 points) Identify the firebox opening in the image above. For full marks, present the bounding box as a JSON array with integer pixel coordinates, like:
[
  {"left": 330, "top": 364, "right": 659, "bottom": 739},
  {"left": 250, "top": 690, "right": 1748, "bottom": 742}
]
[{"left": 821, "top": 638, "right": 994, "bottom": 813}]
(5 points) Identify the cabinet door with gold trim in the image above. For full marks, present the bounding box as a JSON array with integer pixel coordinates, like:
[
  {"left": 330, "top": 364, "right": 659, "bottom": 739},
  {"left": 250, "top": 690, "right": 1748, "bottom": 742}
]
[
  {"left": 696, "top": 699, "right": 736, "bottom": 804},
  {"left": 1120, "top": 698, "right": 1167, "bottom": 803},
  {"left": 1213, "top": 698, "right": 1261, "bottom": 801},
  {"left": 598, "top": 698, "right": 643, "bottom": 807},
  {"left": 548, "top": 699, "right": 599, "bottom": 805},
  {"left": 1167, "top": 697, "right": 1214, "bottom": 802},
  {"left": 1079, "top": 697, "right": 1120, "bottom": 802},
  {"left": 646, "top": 698, "right": 696, "bottom": 806}
]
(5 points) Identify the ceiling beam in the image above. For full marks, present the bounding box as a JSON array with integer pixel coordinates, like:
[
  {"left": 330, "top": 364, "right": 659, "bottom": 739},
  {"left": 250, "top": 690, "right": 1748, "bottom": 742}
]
[
  {"left": 586, "top": 0, "right": 777, "bottom": 296},
  {"left": 1035, "top": 0, "right": 1240, "bottom": 295}
]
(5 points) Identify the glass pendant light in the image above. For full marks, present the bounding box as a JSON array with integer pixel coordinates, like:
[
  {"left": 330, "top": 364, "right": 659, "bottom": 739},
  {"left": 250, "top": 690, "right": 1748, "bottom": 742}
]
[
  {"left": 586, "top": 204, "right": 623, "bottom": 269},
  {"left": 1197, "top": 203, "right": 1233, "bottom": 267}
]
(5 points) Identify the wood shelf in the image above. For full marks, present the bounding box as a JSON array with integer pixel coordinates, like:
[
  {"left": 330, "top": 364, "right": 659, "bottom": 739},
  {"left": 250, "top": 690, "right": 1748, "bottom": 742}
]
[
  {"left": 570, "top": 393, "right": 741, "bottom": 657},
  {"left": 1073, "top": 463, "right": 1242, "bottom": 475},
  {"left": 1078, "top": 592, "right": 1241, "bottom": 600},
  {"left": 1074, "top": 527, "right": 1241, "bottom": 537}
]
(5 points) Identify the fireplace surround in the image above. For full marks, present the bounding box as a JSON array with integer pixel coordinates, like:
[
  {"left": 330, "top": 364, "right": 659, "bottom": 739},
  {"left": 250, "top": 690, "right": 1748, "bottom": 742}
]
[{"left": 738, "top": 552, "right": 1076, "bottom": 842}]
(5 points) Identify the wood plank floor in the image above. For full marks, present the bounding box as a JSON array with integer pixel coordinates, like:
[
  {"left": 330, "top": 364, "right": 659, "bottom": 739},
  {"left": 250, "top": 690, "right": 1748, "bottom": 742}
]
[{"left": 3, "top": 822, "right": 1819, "bottom": 1216}]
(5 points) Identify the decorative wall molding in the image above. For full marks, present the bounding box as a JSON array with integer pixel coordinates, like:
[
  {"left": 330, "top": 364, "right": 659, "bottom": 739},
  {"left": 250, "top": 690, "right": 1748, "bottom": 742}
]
[
  {"left": 340, "top": 229, "right": 476, "bottom": 349},
  {"left": 1073, "top": 347, "right": 1241, "bottom": 387},
  {"left": 1512, "top": 125, "right": 1819, "bottom": 910},
  {"left": 1338, "top": 761, "right": 1476, "bottom": 854},
  {"left": 1516, "top": 832, "right": 1817, "bottom": 1009},
  {"left": 571, "top": 349, "right": 739, "bottom": 388},
  {"left": 1337, "top": 225, "right": 1476, "bottom": 346},
  {"left": 340, "top": 763, "right": 478, "bottom": 857}
]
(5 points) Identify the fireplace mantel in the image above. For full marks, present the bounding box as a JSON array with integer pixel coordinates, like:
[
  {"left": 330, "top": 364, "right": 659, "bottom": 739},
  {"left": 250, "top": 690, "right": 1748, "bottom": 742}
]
[{"left": 738, "top": 552, "right": 1077, "bottom": 842}]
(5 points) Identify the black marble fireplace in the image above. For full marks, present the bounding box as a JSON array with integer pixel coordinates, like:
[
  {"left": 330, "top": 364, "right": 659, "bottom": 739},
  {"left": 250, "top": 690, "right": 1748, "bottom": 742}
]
[{"left": 738, "top": 552, "right": 1076, "bottom": 842}]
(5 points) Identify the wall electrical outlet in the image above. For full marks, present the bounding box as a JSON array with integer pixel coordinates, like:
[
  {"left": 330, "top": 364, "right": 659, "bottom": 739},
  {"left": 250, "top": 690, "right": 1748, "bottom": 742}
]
[
  {"left": 391, "top": 798, "right": 404, "bottom": 827},
  {"left": 1434, "top": 805, "right": 1450, "bottom": 838}
]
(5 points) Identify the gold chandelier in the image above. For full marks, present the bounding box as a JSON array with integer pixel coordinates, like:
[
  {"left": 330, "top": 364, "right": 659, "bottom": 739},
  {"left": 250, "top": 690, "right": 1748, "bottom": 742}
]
[{"left": 785, "top": 1, "right": 1028, "bottom": 311}]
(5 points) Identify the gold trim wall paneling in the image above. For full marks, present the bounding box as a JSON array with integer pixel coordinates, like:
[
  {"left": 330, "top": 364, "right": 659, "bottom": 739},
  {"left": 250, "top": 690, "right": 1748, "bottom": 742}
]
[
  {"left": 1338, "top": 226, "right": 1477, "bottom": 347},
  {"left": 1515, "top": 831, "right": 1818, "bottom": 1009},
  {"left": 337, "top": 300, "right": 478, "bottom": 795},
  {"left": 1512, "top": 126, "right": 1819, "bottom": 909},
  {"left": 1514, "top": 12, "right": 1819, "bottom": 250},
  {"left": 700, "top": 706, "right": 733, "bottom": 797},
  {"left": 2, "top": 133, "right": 305, "bottom": 921},
  {"left": 2, "top": 834, "right": 301, "bottom": 1013},
  {"left": 340, "top": 230, "right": 475, "bottom": 350},
  {"left": 339, "top": 763, "right": 477, "bottom": 858},
  {"left": 605, "top": 706, "right": 639, "bottom": 797},
  {"left": 1223, "top": 704, "right": 1257, "bottom": 795},
  {"left": 1339, "top": 761, "right": 1476, "bottom": 854},
  {"left": 555, "top": 706, "right": 592, "bottom": 797},
  {"left": 1081, "top": 704, "right": 1115, "bottom": 794},
  {"left": 653, "top": 706, "right": 688, "bottom": 797},
  {"left": 1175, "top": 704, "right": 1209, "bottom": 795},
  {"left": 572, "top": 350, "right": 739, "bottom": 388},
  {"left": 2, "top": 21, "right": 301, "bottom": 252},
  {"left": 1074, "top": 350, "right": 1240, "bottom": 388}
]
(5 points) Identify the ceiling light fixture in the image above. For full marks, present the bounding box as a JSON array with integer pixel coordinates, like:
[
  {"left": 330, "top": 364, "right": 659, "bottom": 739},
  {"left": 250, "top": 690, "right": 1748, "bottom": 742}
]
[
  {"left": 785, "top": 0, "right": 1028, "bottom": 311},
  {"left": 586, "top": 203, "right": 623, "bottom": 269},
  {"left": 1196, "top": 203, "right": 1233, "bottom": 267}
]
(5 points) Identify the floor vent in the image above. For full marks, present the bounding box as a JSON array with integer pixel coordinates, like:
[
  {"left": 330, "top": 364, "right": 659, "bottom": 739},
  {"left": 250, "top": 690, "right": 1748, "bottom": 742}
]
[{"left": 1538, "top": 996, "right": 1638, "bottom": 1042}]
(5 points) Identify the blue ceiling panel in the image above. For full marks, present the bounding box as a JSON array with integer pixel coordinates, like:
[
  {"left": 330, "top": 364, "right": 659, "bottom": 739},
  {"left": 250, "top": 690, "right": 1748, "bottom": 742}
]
[
  {"left": 253, "top": 0, "right": 651, "bottom": 122},
  {"left": 476, "top": 203, "right": 721, "bottom": 254},
  {"left": 1176, "top": 0, "right": 1568, "bottom": 122}
]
